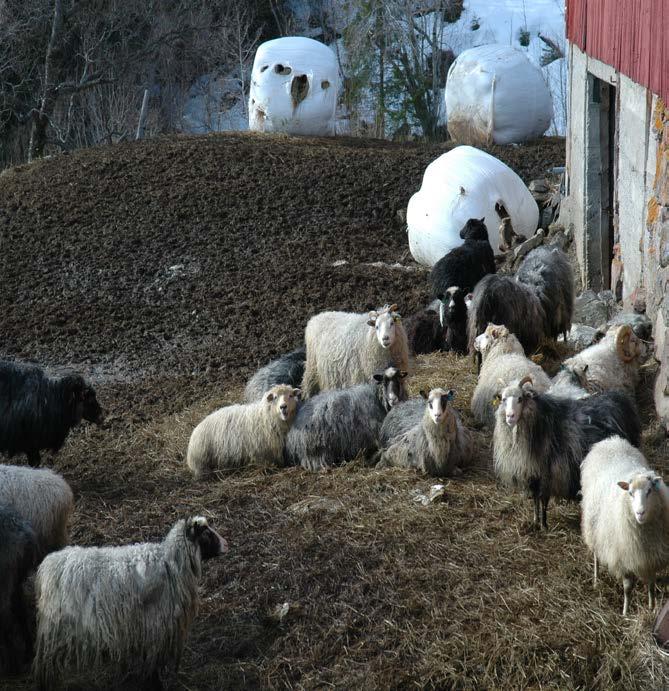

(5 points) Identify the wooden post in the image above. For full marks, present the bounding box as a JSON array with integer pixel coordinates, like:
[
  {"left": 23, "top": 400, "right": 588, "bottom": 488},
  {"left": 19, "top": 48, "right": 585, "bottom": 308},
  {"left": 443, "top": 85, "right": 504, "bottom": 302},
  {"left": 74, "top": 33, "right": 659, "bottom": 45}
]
[{"left": 136, "top": 89, "right": 150, "bottom": 140}]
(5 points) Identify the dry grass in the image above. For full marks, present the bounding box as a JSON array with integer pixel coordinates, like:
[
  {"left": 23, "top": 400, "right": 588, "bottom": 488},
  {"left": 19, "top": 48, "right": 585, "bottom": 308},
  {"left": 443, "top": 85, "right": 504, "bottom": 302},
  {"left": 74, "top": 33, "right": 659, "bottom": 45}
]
[{"left": 6, "top": 350, "right": 669, "bottom": 690}]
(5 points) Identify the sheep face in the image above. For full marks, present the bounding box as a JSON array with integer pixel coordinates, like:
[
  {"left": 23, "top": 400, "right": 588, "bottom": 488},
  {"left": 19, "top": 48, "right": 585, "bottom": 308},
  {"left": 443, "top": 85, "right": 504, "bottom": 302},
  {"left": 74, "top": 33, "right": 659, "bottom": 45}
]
[
  {"left": 264, "top": 385, "right": 300, "bottom": 422},
  {"left": 474, "top": 323, "right": 510, "bottom": 355},
  {"left": 421, "top": 388, "right": 455, "bottom": 425},
  {"left": 459, "top": 217, "right": 488, "bottom": 241},
  {"left": 368, "top": 304, "right": 401, "bottom": 349},
  {"left": 186, "top": 516, "right": 229, "bottom": 559},
  {"left": 439, "top": 287, "right": 467, "bottom": 327},
  {"left": 65, "top": 376, "right": 104, "bottom": 425},
  {"left": 500, "top": 377, "right": 535, "bottom": 428},
  {"left": 618, "top": 475, "right": 664, "bottom": 525},
  {"left": 373, "top": 366, "right": 408, "bottom": 409}
]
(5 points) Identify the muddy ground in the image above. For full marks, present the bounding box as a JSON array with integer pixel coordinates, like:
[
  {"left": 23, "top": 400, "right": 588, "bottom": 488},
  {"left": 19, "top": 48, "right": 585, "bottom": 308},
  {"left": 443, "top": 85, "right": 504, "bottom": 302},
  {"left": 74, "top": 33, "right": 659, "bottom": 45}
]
[{"left": 3, "top": 132, "right": 667, "bottom": 690}]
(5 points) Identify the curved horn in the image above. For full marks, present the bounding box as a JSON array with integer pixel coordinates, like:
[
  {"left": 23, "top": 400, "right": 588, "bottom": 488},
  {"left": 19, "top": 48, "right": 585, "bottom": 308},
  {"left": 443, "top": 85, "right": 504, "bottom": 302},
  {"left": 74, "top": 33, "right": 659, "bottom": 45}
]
[
  {"left": 518, "top": 375, "right": 533, "bottom": 388},
  {"left": 615, "top": 324, "right": 635, "bottom": 362}
]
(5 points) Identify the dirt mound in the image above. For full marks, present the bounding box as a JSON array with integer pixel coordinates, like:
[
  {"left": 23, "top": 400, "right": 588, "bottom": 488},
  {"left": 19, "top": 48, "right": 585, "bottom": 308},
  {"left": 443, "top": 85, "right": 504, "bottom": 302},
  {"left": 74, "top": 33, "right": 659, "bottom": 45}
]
[{"left": 8, "top": 134, "right": 666, "bottom": 690}]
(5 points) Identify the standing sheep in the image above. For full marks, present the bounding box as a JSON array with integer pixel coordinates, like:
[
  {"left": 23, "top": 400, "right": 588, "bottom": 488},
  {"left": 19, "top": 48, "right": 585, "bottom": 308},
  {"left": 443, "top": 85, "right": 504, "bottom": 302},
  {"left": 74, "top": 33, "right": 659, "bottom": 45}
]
[
  {"left": 187, "top": 384, "right": 300, "bottom": 479},
  {"left": 0, "top": 505, "right": 38, "bottom": 674},
  {"left": 470, "top": 324, "right": 551, "bottom": 426},
  {"left": 285, "top": 367, "right": 407, "bottom": 471},
  {"left": 429, "top": 217, "right": 496, "bottom": 303},
  {"left": 302, "top": 304, "right": 409, "bottom": 397},
  {"left": 244, "top": 346, "right": 306, "bottom": 402},
  {"left": 0, "top": 360, "right": 104, "bottom": 467},
  {"left": 33, "top": 515, "right": 228, "bottom": 690},
  {"left": 0, "top": 465, "right": 73, "bottom": 558},
  {"left": 494, "top": 376, "right": 641, "bottom": 529},
  {"left": 440, "top": 286, "right": 471, "bottom": 355},
  {"left": 377, "top": 388, "right": 472, "bottom": 476},
  {"left": 467, "top": 246, "right": 574, "bottom": 354},
  {"left": 553, "top": 324, "right": 647, "bottom": 395},
  {"left": 581, "top": 437, "right": 669, "bottom": 615}
]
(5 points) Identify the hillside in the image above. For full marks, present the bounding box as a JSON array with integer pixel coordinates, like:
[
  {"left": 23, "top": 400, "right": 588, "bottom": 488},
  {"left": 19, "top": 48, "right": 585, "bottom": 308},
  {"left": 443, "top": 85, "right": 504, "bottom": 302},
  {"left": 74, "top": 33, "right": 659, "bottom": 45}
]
[{"left": 4, "top": 134, "right": 667, "bottom": 691}]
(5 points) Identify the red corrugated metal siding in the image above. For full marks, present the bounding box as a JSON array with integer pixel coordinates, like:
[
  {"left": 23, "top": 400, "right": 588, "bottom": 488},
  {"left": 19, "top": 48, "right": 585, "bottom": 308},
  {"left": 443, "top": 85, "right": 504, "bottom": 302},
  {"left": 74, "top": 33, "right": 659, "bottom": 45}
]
[{"left": 567, "top": 0, "right": 669, "bottom": 104}]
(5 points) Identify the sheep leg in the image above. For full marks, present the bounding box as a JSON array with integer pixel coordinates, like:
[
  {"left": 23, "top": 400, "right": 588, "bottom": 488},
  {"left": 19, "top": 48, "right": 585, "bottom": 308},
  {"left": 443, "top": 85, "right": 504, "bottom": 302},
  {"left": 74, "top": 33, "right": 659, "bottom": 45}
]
[
  {"left": 649, "top": 579, "right": 656, "bottom": 609},
  {"left": 593, "top": 554, "right": 598, "bottom": 587},
  {"left": 541, "top": 497, "right": 549, "bottom": 529},
  {"left": 146, "top": 670, "right": 164, "bottom": 691},
  {"left": 27, "top": 450, "right": 41, "bottom": 467},
  {"left": 533, "top": 496, "right": 541, "bottom": 527},
  {"left": 623, "top": 575, "right": 635, "bottom": 616},
  {"left": 11, "top": 585, "right": 33, "bottom": 665}
]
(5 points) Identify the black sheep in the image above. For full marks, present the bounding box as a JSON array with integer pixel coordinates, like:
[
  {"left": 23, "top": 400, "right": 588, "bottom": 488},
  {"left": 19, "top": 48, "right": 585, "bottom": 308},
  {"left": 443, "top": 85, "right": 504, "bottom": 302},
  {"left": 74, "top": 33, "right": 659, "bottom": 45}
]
[
  {"left": 403, "top": 309, "right": 445, "bottom": 355},
  {"left": 441, "top": 287, "right": 470, "bottom": 355},
  {"left": 0, "top": 504, "right": 38, "bottom": 673},
  {"left": 0, "top": 361, "right": 104, "bottom": 467},
  {"left": 429, "top": 217, "right": 496, "bottom": 304}
]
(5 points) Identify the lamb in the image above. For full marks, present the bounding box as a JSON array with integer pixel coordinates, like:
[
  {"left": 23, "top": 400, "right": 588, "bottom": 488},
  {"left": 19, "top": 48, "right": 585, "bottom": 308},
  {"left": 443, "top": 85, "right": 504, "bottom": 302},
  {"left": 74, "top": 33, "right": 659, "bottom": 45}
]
[
  {"left": 0, "top": 360, "right": 104, "bottom": 467},
  {"left": 377, "top": 388, "right": 473, "bottom": 476},
  {"left": 467, "top": 245, "right": 574, "bottom": 355},
  {"left": 581, "top": 437, "right": 669, "bottom": 615},
  {"left": 470, "top": 324, "right": 551, "bottom": 426},
  {"left": 244, "top": 346, "right": 306, "bottom": 402},
  {"left": 552, "top": 324, "right": 648, "bottom": 395},
  {"left": 302, "top": 304, "right": 409, "bottom": 397},
  {"left": 0, "top": 464, "right": 74, "bottom": 558},
  {"left": 285, "top": 367, "right": 407, "bottom": 471},
  {"left": 0, "top": 505, "right": 38, "bottom": 674},
  {"left": 33, "top": 515, "right": 228, "bottom": 690},
  {"left": 494, "top": 376, "right": 641, "bottom": 529},
  {"left": 187, "top": 384, "right": 300, "bottom": 479},
  {"left": 403, "top": 308, "right": 445, "bottom": 354},
  {"left": 429, "top": 217, "right": 496, "bottom": 302}
]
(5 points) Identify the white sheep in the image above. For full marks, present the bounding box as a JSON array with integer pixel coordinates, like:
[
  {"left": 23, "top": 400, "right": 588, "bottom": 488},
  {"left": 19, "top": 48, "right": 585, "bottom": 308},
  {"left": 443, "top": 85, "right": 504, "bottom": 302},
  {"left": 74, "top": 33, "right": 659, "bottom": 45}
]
[
  {"left": 553, "top": 324, "right": 647, "bottom": 395},
  {"left": 377, "top": 388, "right": 472, "bottom": 476},
  {"left": 581, "top": 436, "right": 669, "bottom": 615},
  {"left": 186, "top": 384, "right": 300, "bottom": 479},
  {"left": 301, "top": 303, "right": 409, "bottom": 397},
  {"left": 470, "top": 324, "right": 551, "bottom": 426},
  {"left": 0, "top": 464, "right": 73, "bottom": 558},
  {"left": 33, "top": 515, "right": 228, "bottom": 689}
]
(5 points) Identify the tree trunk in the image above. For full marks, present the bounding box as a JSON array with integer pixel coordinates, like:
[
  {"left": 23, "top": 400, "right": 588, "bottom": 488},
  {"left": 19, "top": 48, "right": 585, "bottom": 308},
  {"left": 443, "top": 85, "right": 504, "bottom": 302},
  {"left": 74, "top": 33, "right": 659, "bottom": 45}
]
[{"left": 28, "top": 0, "right": 63, "bottom": 162}]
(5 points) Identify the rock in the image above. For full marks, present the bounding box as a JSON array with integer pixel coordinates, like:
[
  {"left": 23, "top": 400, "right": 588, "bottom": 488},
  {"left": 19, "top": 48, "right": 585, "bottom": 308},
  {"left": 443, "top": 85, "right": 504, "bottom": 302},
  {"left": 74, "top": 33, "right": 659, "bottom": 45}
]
[
  {"left": 561, "top": 323, "right": 599, "bottom": 350},
  {"left": 573, "top": 289, "right": 618, "bottom": 328},
  {"left": 529, "top": 178, "right": 550, "bottom": 194},
  {"left": 548, "top": 229, "right": 569, "bottom": 250},
  {"left": 513, "top": 229, "right": 545, "bottom": 260}
]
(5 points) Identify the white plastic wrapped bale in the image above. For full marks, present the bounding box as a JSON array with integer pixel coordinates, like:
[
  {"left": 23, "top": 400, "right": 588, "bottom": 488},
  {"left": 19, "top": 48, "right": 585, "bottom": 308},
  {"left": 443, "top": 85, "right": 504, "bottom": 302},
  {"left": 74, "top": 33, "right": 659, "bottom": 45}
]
[
  {"left": 445, "top": 44, "right": 553, "bottom": 146},
  {"left": 407, "top": 146, "right": 539, "bottom": 267},
  {"left": 249, "top": 37, "right": 339, "bottom": 136}
]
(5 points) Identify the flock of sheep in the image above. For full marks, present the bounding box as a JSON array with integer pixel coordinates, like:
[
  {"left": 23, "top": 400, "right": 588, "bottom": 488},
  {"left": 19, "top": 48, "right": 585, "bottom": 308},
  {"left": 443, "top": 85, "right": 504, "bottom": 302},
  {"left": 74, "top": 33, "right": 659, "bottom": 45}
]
[{"left": 0, "top": 213, "right": 667, "bottom": 687}]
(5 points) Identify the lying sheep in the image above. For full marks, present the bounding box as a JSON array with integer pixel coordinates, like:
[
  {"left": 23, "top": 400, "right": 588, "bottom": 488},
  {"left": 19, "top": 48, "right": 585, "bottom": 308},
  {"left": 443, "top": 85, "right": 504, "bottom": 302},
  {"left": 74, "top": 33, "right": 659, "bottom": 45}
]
[
  {"left": 0, "top": 505, "right": 37, "bottom": 674},
  {"left": 377, "top": 388, "right": 472, "bottom": 476},
  {"left": 494, "top": 376, "right": 641, "bottom": 529},
  {"left": 187, "top": 384, "right": 300, "bottom": 479},
  {"left": 468, "top": 246, "right": 573, "bottom": 355},
  {"left": 403, "top": 308, "right": 445, "bottom": 355},
  {"left": 302, "top": 304, "right": 409, "bottom": 397},
  {"left": 470, "top": 324, "right": 551, "bottom": 426},
  {"left": 285, "top": 367, "right": 407, "bottom": 471},
  {"left": 581, "top": 437, "right": 669, "bottom": 615},
  {"left": 244, "top": 346, "right": 306, "bottom": 402},
  {"left": 553, "top": 324, "right": 647, "bottom": 395},
  {"left": 0, "top": 465, "right": 73, "bottom": 558},
  {"left": 0, "top": 360, "right": 104, "bottom": 467},
  {"left": 549, "top": 364, "right": 591, "bottom": 400},
  {"left": 430, "top": 217, "right": 496, "bottom": 301},
  {"left": 33, "top": 515, "right": 228, "bottom": 690}
]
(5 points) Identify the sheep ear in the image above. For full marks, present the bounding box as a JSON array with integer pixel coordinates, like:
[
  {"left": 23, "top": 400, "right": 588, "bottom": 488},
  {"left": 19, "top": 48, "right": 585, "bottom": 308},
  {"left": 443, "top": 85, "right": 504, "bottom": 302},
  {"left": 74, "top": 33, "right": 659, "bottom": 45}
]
[
  {"left": 367, "top": 311, "right": 377, "bottom": 326},
  {"left": 419, "top": 389, "right": 428, "bottom": 399},
  {"left": 479, "top": 216, "right": 485, "bottom": 223},
  {"left": 615, "top": 325, "right": 635, "bottom": 362},
  {"left": 617, "top": 481, "right": 630, "bottom": 491},
  {"left": 265, "top": 392, "right": 275, "bottom": 403},
  {"left": 445, "top": 389, "right": 455, "bottom": 401},
  {"left": 393, "top": 314, "right": 402, "bottom": 323},
  {"left": 372, "top": 373, "right": 384, "bottom": 382},
  {"left": 293, "top": 388, "right": 301, "bottom": 400},
  {"left": 652, "top": 477, "right": 662, "bottom": 490},
  {"left": 400, "top": 371, "right": 408, "bottom": 379}
]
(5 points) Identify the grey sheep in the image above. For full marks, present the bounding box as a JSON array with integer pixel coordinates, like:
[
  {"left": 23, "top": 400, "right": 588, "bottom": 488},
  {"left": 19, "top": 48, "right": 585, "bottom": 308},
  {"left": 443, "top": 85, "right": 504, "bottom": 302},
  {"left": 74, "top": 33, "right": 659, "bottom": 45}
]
[
  {"left": 285, "top": 367, "right": 407, "bottom": 471},
  {"left": 0, "top": 505, "right": 38, "bottom": 674},
  {"left": 0, "top": 464, "right": 73, "bottom": 558},
  {"left": 581, "top": 436, "right": 669, "bottom": 615},
  {"left": 33, "top": 515, "right": 228, "bottom": 690},
  {"left": 244, "top": 346, "right": 306, "bottom": 402},
  {"left": 377, "top": 388, "right": 473, "bottom": 476},
  {"left": 494, "top": 376, "right": 641, "bottom": 529},
  {"left": 187, "top": 384, "right": 300, "bottom": 479}
]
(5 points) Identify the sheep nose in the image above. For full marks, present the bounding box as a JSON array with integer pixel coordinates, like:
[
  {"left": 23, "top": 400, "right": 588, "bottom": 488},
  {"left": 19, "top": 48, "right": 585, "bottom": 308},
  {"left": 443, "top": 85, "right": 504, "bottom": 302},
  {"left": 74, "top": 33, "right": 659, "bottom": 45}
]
[{"left": 280, "top": 404, "right": 287, "bottom": 412}]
